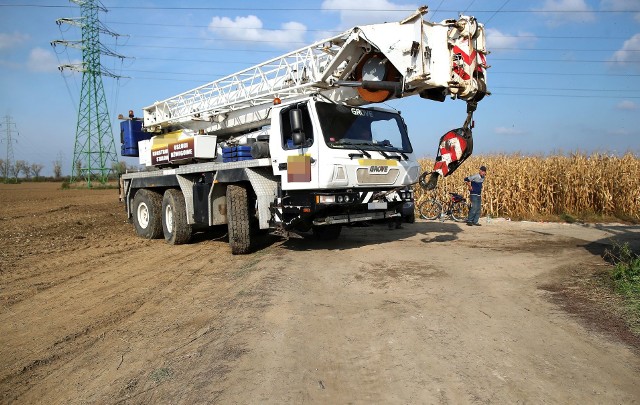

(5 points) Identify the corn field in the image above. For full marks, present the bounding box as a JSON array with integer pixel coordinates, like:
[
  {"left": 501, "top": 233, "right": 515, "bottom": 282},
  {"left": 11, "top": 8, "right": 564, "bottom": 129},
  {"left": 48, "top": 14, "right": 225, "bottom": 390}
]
[{"left": 414, "top": 153, "right": 640, "bottom": 222}]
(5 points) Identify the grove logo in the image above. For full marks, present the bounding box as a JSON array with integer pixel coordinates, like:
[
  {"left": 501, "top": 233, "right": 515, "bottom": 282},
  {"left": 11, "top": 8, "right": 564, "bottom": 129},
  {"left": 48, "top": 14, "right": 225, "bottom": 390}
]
[{"left": 369, "top": 165, "right": 389, "bottom": 174}]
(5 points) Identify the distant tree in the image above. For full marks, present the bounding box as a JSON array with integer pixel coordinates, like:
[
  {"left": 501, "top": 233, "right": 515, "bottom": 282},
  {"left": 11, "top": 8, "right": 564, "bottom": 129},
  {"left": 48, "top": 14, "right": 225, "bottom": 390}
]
[
  {"left": 30, "top": 163, "right": 44, "bottom": 180},
  {"left": 53, "top": 153, "right": 64, "bottom": 179},
  {"left": 75, "top": 160, "right": 82, "bottom": 180},
  {"left": 16, "top": 160, "right": 31, "bottom": 179},
  {"left": 0, "top": 159, "right": 6, "bottom": 179},
  {"left": 111, "top": 161, "right": 128, "bottom": 176},
  {"left": 9, "top": 161, "right": 21, "bottom": 179}
]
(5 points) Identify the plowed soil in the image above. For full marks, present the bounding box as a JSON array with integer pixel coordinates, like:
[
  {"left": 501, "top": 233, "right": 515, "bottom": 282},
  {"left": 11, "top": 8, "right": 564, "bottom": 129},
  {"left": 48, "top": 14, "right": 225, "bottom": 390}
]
[{"left": 1, "top": 182, "right": 639, "bottom": 404}]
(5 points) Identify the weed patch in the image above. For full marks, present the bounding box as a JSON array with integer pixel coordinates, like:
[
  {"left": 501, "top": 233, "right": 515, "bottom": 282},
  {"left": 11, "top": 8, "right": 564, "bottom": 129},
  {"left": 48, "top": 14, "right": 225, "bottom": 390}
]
[{"left": 607, "top": 243, "right": 640, "bottom": 334}]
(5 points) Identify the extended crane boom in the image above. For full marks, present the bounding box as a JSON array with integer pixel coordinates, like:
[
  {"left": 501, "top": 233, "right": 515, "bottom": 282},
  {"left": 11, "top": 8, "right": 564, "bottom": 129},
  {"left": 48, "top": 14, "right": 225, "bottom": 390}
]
[{"left": 143, "top": 6, "right": 488, "bottom": 136}]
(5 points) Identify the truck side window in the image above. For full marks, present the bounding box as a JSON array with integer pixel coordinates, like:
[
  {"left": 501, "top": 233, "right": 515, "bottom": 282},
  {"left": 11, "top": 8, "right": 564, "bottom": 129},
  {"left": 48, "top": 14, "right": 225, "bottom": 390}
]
[{"left": 281, "top": 103, "right": 314, "bottom": 149}]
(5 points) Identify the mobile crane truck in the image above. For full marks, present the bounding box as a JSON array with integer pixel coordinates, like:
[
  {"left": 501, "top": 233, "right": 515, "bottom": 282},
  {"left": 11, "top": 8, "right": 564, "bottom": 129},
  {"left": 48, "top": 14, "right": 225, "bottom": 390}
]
[{"left": 118, "top": 6, "right": 489, "bottom": 254}]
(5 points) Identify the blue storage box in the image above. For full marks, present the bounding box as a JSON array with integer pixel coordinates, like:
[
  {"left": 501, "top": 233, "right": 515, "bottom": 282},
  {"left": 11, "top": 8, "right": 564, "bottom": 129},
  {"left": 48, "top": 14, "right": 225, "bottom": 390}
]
[
  {"left": 120, "top": 120, "right": 152, "bottom": 157},
  {"left": 221, "top": 145, "right": 254, "bottom": 162}
]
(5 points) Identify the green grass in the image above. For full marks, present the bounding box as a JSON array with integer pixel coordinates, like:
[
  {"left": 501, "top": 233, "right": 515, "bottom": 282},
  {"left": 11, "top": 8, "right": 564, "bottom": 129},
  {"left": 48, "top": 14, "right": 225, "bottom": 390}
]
[{"left": 607, "top": 243, "right": 640, "bottom": 332}]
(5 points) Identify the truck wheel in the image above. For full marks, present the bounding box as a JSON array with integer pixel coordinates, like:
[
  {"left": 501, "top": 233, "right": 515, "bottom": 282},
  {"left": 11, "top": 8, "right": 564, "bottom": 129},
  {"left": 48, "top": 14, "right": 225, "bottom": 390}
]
[
  {"left": 162, "top": 189, "right": 192, "bottom": 245},
  {"left": 226, "top": 184, "right": 253, "bottom": 255},
  {"left": 132, "top": 189, "right": 163, "bottom": 239},
  {"left": 312, "top": 224, "right": 342, "bottom": 240}
]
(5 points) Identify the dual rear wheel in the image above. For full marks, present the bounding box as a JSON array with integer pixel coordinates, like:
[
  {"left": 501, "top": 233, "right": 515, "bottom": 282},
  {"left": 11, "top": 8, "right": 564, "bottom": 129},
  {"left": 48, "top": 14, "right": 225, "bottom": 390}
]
[{"left": 132, "top": 188, "right": 191, "bottom": 244}]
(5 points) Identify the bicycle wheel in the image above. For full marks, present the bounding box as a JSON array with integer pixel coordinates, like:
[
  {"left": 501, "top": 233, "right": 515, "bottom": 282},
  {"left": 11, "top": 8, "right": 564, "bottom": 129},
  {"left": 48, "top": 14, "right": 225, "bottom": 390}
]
[
  {"left": 419, "top": 199, "right": 442, "bottom": 220},
  {"left": 450, "top": 201, "right": 470, "bottom": 222}
]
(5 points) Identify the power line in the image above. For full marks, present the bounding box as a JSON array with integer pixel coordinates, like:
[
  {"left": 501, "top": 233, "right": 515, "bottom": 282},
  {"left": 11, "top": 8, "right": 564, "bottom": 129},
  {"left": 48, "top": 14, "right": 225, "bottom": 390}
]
[
  {"left": 2, "top": 4, "right": 640, "bottom": 12},
  {"left": 109, "top": 41, "right": 640, "bottom": 57},
  {"left": 101, "top": 22, "right": 636, "bottom": 41},
  {"left": 493, "top": 93, "right": 640, "bottom": 99},
  {"left": 491, "top": 58, "right": 640, "bottom": 63},
  {"left": 101, "top": 34, "right": 638, "bottom": 51},
  {"left": 486, "top": 0, "right": 511, "bottom": 23},
  {"left": 492, "top": 86, "right": 640, "bottom": 92},
  {"left": 493, "top": 71, "right": 640, "bottom": 77}
]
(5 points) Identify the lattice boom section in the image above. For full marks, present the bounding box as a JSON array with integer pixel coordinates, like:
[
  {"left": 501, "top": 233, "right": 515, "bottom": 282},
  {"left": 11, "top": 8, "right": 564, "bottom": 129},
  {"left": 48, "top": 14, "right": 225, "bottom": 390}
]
[{"left": 144, "top": 34, "right": 348, "bottom": 128}]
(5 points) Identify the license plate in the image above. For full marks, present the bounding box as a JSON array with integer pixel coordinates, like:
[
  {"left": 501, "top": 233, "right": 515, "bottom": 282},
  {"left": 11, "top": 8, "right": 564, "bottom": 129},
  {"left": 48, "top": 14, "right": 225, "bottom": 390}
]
[{"left": 368, "top": 202, "right": 387, "bottom": 210}]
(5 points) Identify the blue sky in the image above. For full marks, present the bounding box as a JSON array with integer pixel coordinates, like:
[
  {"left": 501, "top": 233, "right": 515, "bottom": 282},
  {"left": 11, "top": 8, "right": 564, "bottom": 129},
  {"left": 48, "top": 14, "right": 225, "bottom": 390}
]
[{"left": 1, "top": 0, "right": 639, "bottom": 176}]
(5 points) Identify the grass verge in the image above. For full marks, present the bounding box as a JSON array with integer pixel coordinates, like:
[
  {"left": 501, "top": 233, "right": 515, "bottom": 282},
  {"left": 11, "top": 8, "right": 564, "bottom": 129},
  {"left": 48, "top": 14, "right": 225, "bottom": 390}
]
[{"left": 606, "top": 243, "right": 640, "bottom": 335}]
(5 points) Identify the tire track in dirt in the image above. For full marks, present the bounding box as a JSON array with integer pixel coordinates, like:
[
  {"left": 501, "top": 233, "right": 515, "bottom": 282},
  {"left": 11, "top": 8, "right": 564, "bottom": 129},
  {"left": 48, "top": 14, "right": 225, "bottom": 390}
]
[{"left": 1, "top": 239, "right": 242, "bottom": 402}]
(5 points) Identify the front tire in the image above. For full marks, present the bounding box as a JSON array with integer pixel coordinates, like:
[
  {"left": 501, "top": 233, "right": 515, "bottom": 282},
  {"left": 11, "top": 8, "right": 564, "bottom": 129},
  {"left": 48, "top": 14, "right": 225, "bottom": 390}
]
[
  {"left": 132, "top": 189, "right": 163, "bottom": 239},
  {"left": 227, "top": 184, "right": 253, "bottom": 255},
  {"left": 419, "top": 199, "right": 442, "bottom": 220},
  {"left": 162, "top": 189, "right": 192, "bottom": 245}
]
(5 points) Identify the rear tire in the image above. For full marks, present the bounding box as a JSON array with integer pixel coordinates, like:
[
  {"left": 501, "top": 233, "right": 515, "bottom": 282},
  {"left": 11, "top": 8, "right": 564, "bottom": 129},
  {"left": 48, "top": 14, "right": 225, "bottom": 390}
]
[
  {"left": 132, "top": 189, "right": 163, "bottom": 239},
  {"left": 450, "top": 201, "right": 470, "bottom": 222},
  {"left": 227, "top": 184, "right": 253, "bottom": 255},
  {"left": 162, "top": 189, "right": 192, "bottom": 245},
  {"left": 312, "top": 224, "right": 342, "bottom": 240},
  {"left": 419, "top": 199, "right": 442, "bottom": 220}
]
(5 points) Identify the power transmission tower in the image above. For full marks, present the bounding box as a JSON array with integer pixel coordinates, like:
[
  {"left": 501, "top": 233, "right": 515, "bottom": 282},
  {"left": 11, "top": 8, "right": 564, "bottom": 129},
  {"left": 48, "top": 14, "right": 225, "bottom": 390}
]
[
  {"left": 52, "top": 0, "right": 125, "bottom": 186},
  {"left": 1, "top": 115, "right": 18, "bottom": 183}
]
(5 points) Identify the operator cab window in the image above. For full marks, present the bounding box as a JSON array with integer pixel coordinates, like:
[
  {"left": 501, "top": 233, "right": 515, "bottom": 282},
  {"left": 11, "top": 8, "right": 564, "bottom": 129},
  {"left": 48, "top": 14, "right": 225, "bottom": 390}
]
[{"left": 281, "top": 103, "right": 314, "bottom": 150}]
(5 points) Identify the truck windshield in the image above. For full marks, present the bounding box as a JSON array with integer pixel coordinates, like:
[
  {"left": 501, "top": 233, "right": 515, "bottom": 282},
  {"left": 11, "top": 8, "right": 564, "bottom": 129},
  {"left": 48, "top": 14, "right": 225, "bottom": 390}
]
[{"left": 316, "top": 102, "right": 413, "bottom": 154}]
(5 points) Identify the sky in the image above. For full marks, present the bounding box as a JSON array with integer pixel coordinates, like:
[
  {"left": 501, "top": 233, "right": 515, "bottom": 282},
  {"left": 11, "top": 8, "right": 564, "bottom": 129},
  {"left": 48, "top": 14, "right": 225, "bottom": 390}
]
[{"left": 0, "top": 0, "right": 639, "bottom": 176}]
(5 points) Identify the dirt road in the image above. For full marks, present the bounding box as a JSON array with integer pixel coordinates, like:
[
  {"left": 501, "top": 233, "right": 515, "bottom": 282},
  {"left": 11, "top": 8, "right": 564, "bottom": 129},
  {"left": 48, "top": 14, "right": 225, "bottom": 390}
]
[{"left": 1, "top": 183, "right": 639, "bottom": 403}]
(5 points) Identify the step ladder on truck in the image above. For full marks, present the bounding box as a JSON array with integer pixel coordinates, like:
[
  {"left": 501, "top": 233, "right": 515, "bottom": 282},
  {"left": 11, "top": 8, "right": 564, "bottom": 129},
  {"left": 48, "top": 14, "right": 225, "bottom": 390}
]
[{"left": 118, "top": 5, "right": 489, "bottom": 254}]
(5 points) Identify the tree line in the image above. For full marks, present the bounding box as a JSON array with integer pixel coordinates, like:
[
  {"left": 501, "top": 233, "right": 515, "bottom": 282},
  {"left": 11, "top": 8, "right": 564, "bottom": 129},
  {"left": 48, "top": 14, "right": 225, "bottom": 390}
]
[{"left": 1, "top": 158, "right": 135, "bottom": 182}]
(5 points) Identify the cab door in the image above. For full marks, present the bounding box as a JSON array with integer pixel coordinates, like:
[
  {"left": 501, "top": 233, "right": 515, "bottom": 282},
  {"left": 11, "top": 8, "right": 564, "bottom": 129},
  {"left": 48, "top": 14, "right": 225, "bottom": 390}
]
[{"left": 270, "top": 102, "right": 320, "bottom": 191}]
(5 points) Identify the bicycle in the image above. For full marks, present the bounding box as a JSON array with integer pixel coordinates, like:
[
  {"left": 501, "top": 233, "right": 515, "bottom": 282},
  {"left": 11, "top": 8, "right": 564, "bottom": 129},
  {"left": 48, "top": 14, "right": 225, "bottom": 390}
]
[{"left": 419, "top": 192, "right": 470, "bottom": 222}]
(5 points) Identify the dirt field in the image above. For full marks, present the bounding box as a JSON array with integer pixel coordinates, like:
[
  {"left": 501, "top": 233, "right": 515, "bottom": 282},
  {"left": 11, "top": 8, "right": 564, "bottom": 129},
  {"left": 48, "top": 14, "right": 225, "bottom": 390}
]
[{"left": 1, "top": 182, "right": 639, "bottom": 404}]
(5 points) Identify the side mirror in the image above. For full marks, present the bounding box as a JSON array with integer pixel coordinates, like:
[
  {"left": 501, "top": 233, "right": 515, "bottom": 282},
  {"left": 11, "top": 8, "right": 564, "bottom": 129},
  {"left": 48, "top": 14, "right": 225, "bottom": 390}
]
[{"left": 289, "top": 109, "right": 305, "bottom": 146}]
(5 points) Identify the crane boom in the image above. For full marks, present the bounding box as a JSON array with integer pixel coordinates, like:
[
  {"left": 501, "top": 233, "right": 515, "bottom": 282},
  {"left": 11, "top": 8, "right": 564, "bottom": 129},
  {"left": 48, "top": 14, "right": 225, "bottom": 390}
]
[{"left": 143, "top": 6, "right": 488, "bottom": 135}]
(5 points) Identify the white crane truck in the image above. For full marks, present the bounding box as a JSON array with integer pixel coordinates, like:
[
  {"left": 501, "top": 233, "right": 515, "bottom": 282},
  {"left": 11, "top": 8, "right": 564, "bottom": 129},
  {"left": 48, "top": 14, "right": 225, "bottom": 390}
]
[{"left": 118, "top": 6, "right": 489, "bottom": 254}]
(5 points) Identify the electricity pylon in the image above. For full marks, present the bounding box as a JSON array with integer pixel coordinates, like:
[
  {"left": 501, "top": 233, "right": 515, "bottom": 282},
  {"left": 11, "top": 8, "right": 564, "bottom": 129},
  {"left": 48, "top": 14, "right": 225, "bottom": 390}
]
[
  {"left": 1, "top": 115, "right": 18, "bottom": 183},
  {"left": 52, "top": 0, "right": 124, "bottom": 186}
]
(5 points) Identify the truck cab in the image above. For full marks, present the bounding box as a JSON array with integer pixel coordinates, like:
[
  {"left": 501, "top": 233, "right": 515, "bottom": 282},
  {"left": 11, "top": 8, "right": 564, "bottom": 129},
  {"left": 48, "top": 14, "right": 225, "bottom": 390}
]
[{"left": 266, "top": 98, "right": 419, "bottom": 234}]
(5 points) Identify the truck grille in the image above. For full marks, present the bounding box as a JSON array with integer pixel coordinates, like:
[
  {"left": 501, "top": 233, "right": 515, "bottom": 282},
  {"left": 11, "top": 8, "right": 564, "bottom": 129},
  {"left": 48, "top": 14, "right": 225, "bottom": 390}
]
[{"left": 356, "top": 168, "right": 400, "bottom": 185}]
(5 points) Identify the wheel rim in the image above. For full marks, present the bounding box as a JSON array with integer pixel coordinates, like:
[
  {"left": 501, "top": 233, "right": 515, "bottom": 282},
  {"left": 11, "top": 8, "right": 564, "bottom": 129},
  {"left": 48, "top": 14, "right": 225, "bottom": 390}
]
[
  {"left": 165, "top": 204, "right": 173, "bottom": 233},
  {"left": 420, "top": 201, "right": 440, "bottom": 220},
  {"left": 452, "top": 203, "right": 469, "bottom": 222},
  {"left": 137, "top": 202, "right": 150, "bottom": 229}
]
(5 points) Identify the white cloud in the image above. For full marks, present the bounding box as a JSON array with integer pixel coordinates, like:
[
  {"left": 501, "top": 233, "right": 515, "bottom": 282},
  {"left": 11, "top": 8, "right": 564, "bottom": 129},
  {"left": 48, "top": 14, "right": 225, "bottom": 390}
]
[
  {"left": 609, "top": 33, "right": 640, "bottom": 69},
  {"left": 601, "top": 0, "right": 640, "bottom": 21},
  {"left": 616, "top": 100, "right": 639, "bottom": 110},
  {"left": 320, "top": 0, "right": 418, "bottom": 30},
  {"left": 537, "top": 0, "right": 596, "bottom": 26},
  {"left": 600, "top": 0, "right": 639, "bottom": 10},
  {"left": 0, "top": 31, "right": 29, "bottom": 50},
  {"left": 208, "top": 15, "right": 307, "bottom": 49},
  {"left": 495, "top": 126, "right": 526, "bottom": 136},
  {"left": 485, "top": 28, "right": 537, "bottom": 52},
  {"left": 26, "top": 47, "right": 58, "bottom": 72}
]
